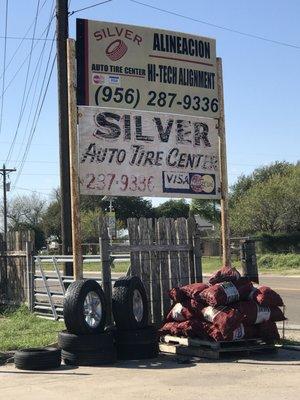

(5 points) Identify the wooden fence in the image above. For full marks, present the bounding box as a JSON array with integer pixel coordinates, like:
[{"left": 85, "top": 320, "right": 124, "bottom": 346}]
[
  {"left": 0, "top": 230, "right": 34, "bottom": 304},
  {"left": 101, "top": 216, "right": 202, "bottom": 325}
]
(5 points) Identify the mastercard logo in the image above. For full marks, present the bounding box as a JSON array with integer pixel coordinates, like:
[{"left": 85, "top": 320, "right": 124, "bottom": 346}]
[{"left": 105, "top": 39, "right": 128, "bottom": 61}]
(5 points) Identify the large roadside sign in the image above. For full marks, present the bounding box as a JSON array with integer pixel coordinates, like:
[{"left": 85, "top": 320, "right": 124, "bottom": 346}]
[
  {"left": 76, "top": 19, "right": 219, "bottom": 119},
  {"left": 78, "top": 106, "right": 221, "bottom": 199}
]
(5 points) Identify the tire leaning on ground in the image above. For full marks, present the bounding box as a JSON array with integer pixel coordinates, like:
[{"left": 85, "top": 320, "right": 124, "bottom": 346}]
[
  {"left": 63, "top": 279, "right": 107, "bottom": 335},
  {"left": 58, "top": 330, "right": 113, "bottom": 352},
  {"left": 114, "top": 325, "right": 159, "bottom": 360},
  {"left": 112, "top": 276, "right": 148, "bottom": 330},
  {"left": 14, "top": 348, "right": 61, "bottom": 370}
]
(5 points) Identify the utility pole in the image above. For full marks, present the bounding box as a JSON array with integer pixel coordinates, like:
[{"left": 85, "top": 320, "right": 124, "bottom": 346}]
[
  {"left": 56, "top": 0, "right": 73, "bottom": 275},
  {"left": 0, "top": 165, "right": 16, "bottom": 288}
]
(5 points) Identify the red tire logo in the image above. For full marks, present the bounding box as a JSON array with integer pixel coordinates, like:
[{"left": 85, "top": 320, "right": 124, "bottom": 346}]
[{"left": 105, "top": 39, "right": 128, "bottom": 61}]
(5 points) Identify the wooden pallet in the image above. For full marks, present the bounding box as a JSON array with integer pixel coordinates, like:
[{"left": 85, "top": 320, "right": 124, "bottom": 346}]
[{"left": 159, "top": 335, "right": 278, "bottom": 360}]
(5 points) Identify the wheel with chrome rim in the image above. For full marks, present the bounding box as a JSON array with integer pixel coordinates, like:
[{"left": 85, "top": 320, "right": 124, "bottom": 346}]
[
  {"left": 63, "top": 279, "right": 107, "bottom": 335},
  {"left": 132, "top": 289, "right": 144, "bottom": 323},
  {"left": 112, "top": 276, "right": 148, "bottom": 330}
]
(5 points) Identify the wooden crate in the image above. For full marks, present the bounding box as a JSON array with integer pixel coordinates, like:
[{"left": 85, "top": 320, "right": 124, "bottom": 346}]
[{"left": 159, "top": 335, "right": 278, "bottom": 360}]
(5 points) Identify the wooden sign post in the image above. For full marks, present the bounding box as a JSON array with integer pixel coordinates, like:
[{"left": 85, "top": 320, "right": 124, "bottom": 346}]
[
  {"left": 217, "top": 58, "right": 231, "bottom": 267},
  {"left": 67, "top": 38, "right": 83, "bottom": 279}
]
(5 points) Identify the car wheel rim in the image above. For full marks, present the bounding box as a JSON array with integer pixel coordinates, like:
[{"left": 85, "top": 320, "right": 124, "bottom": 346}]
[
  {"left": 83, "top": 291, "right": 102, "bottom": 328},
  {"left": 133, "top": 289, "right": 144, "bottom": 322}
]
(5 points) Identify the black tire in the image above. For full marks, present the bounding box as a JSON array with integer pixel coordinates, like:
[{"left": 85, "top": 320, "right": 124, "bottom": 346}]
[
  {"left": 61, "top": 348, "right": 116, "bottom": 366},
  {"left": 63, "top": 279, "right": 107, "bottom": 335},
  {"left": 114, "top": 325, "right": 157, "bottom": 343},
  {"left": 112, "top": 276, "right": 148, "bottom": 330},
  {"left": 14, "top": 348, "right": 61, "bottom": 370},
  {"left": 115, "top": 326, "right": 158, "bottom": 360},
  {"left": 58, "top": 330, "right": 113, "bottom": 352}
]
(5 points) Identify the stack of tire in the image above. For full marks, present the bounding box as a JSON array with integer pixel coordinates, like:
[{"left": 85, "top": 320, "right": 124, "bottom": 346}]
[
  {"left": 112, "top": 276, "right": 159, "bottom": 360},
  {"left": 59, "top": 279, "right": 116, "bottom": 366}
]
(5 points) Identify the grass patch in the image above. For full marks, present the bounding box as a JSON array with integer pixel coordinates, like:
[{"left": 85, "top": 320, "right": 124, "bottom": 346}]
[
  {"left": 0, "top": 305, "right": 65, "bottom": 352},
  {"left": 257, "top": 253, "right": 300, "bottom": 272}
]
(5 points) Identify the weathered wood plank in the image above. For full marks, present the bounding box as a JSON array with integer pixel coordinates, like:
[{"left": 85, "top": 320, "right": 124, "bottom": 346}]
[
  {"left": 177, "top": 218, "right": 190, "bottom": 286},
  {"left": 110, "top": 244, "right": 191, "bottom": 253},
  {"left": 148, "top": 219, "right": 161, "bottom": 324},
  {"left": 139, "top": 217, "right": 151, "bottom": 315},
  {"left": 127, "top": 218, "right": 141, "bottom": 277},
  {"left": 187, "top": 216, "right": 196, "bottom": 283},
  {"left": 167, "top": 218, "right": 180, "bottom": 288},
  {"left": 157, "top": 218, "right": 171, "bottom": 319},
  {"left": 193, "top": 226, "right": 203, "bottom": 282}
]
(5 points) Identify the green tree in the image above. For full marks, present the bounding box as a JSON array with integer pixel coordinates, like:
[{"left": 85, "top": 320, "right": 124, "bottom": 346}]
[
  {"left": 155, "top": 199, "right": 189, "bottom": 219},
  {"left": 190, "top": 199, "right": 220, "bottom": 223},
  {"left": 230, "top": 164, "right": 300, "bottom": 235},
  {"left": 7, "top": 193, "right": 47, "bottom": 249},
  {"left": 105, "top": 197, "right": 154, "bottom": 227},
  {"left": 81, "top": 209, "right": 104, "bottom": 242},
  {"left": 229, "top": 161, "right": 294, "bottom": 206}
]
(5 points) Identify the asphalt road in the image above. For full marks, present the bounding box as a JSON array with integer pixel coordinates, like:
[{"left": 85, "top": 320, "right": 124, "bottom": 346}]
[{"left": 258, "top": 275, "right": 300, "bottom": 328}]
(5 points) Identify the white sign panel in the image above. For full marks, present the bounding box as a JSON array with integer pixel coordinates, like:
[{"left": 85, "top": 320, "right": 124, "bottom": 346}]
[
  {"left": 76, "top": 19, "right": 219, "bottom": 118},
  {"left": 78, "top": 106, "right": 221, "bottom": 199}
]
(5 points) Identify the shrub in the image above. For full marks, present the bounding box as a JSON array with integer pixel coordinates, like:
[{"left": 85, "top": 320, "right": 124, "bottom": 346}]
[{"left": 257, "top": 253, "right": 300, "bottom": 270}]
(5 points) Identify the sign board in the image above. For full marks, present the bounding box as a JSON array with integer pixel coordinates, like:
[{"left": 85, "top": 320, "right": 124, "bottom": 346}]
[
  {"left": 78, "top": 106, "right": 221, "bottom": 199},
  {"left": 76, "top": 19, "right": 219, "bottom": 118}
]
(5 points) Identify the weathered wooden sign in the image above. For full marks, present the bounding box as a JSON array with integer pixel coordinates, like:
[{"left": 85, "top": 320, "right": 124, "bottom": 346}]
[
  {"left": 78, "top": 106, "right": 220, "bottom": 198},
  {"left": 76, "top": 19, "right": 219, "bottom": 118}
]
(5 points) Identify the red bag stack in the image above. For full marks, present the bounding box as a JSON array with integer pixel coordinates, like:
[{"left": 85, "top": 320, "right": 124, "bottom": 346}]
[{"left": 160, "top": 266, "right": 285, "bottom": 343}]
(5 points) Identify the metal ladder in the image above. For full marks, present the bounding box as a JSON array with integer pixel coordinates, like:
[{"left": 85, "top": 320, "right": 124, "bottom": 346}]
[{"left": 34, "top": 256, "right": 69, "bottom": 320}]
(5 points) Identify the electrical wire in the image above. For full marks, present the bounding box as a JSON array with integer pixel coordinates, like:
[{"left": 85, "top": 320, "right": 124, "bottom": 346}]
[
  {"left": 129, "top": 0, "right": 300, "bottom": 50},
  {"left": 13, "top": 54, "right": 57, "bottom": 187},
  {"left": 0, "top": 0, "right": 9, "bottom": 138},
  {"left": 5, "top": 0, "right": 42, "bottom": 164},
  {"left": 68, "top": 0, "right": 112, "bottom": 16},
  {"left": 14, "top": 2, "right": 56, "bottom": 165},
  {"left": 0, "top": 0, "right": 49, "bottom": 82}
]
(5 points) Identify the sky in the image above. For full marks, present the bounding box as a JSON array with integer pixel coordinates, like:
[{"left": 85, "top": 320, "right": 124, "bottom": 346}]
[{"left": 0, "top": 0, "right": 299, "bottom": 213}]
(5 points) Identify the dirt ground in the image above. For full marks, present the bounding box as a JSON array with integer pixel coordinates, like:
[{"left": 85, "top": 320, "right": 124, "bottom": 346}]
[{"left": 0, "top": 349, "right": 299, "bottom": 400}]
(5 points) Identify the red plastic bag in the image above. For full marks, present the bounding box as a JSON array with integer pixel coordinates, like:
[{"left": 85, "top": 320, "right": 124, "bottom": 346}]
[
  {"left": 234, "top": 300, "right": 286, "bottom": 325},
  {"left": 257, "top": 321, "right": 280, "bottom": 342},
  {"left": 166, "top": 299, "right": 205, "bottom": 322},
  {"left": 209, "top": 266, "right": 241, "bottom": 285},
  {"left": 176, "top": 319, "right": 211, "bottom": 339},
  {"left": 197, "top": 278, "right": 253, "bottom": 306},
  {"left": 169, "top": 282, "right": 208, "bottom": 302},
  {"left": 165, "top": 303, "right": 194, "bottom": 322},
  {"left": 159, "top": 321, "right": 181, "bottom": 336},
  {"left": 200, "top": 305, "right": 244, "bottom": 336},
  {"left": 249, "top": 286, "right": 284, "bottom": 307},
  {"left": 207, "top": 323, "right": 258, "bottom": 342},
  {"left": 159, "top": 319, "right": 210, "bottom": 339}
]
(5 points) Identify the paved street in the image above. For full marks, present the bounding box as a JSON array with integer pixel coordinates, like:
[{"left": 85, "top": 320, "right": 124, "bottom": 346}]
[{"left": 1, "top": 350, "right": 300, "bottom": 400}]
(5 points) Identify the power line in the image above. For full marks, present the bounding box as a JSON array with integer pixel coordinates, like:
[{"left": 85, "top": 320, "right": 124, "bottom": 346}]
[
  {"left": 0, "top": 0, "right": 49, "bottom": 82},
  {"left": 5, "top": 0, "right": 42, "bottom": 164},
  {"left": 14, "top": 2, "right": 56, "bottom": 165},
  {"left": 13, "top": 54, "right": 56, "bottom": 186},
  {"left": 0, "top": 0, "right": 9, "bottom": 138},
  {"left": 0, "top": 12, "right": 56, "bottom": 102},
  {"left": 129, "top": 0, "right": 300, "bottom": 50},
  {"left": 0, "top": 35, "right": 54, "bottom": 41},
  {"left": 68, "top": 0, "right": 112, "bottom": 16}
]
